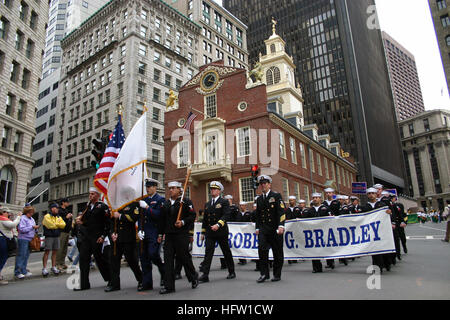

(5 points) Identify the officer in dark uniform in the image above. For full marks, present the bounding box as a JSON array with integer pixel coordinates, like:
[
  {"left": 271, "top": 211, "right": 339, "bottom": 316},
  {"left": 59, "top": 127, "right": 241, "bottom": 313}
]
[
  {"left": 285, "top": 196, "right": 301, "bottom": 265},
  {"left": 392, "top": 196, "right": 407, "bottom": 254},
  {"left": 158, "top": 181, "right": 198, "bottom": 294},
  {"left": 286, "top": 196, "right": 302, "bottom": 220},
  {"left": 236, "top": 202, "right": 252, "bottom": 265},
  {"left": 137, "top": 178, "right": 165, "bottom": 291},
  {"left": 199, "top": 182, "right": 235, "bottom": 283},
  {"left": 349, "top": 196, "right": 363, "bottom": 214},
  {"left": 297, "top": 199, "right": 307, "bottom": 217},
  {"left": 303, "top": 193, "right": 332, "bottom": 273},
  {"left": 255, "top": 175, "right": 285, "bottom": 283},
  {"left": 322, "top": 188, "right": 340, "bottom": 269},
  {"left": 74, "top": 188, "right": 112, "bottom": 291},
  {"left": 106, "top": 193, "right": 143, "bottom": 292}
]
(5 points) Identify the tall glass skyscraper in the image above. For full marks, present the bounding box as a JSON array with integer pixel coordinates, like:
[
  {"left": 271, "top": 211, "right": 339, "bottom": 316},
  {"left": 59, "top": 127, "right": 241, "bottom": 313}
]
[{"left": 224, "top": 0, "right": 406, "bottom": 192}]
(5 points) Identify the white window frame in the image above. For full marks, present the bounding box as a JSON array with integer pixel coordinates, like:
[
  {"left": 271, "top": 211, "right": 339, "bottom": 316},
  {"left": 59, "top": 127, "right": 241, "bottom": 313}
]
[
  {"left": 236, "top": 127, "right": 251, "bottom": 157},
  {"left": 289, "top": 137, "right": 297, "bottom": 164}
]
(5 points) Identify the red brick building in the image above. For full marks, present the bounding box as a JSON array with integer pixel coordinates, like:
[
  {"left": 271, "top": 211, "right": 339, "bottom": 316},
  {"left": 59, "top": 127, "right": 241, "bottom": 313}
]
[{"left": 164, "top": 61, "right": 357, "bottom": 211}]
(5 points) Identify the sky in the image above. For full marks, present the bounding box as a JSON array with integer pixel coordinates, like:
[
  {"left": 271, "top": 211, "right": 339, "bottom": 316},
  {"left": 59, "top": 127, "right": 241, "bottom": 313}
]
[
  {"left": 375, "top": 0, "right": 450, "bottom": 111},
  {"left": 215, "top": 0, "right": 450, "bottom": 111}
]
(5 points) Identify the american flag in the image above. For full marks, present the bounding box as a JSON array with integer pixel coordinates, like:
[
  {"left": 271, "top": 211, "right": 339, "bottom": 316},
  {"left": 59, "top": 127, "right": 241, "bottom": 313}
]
[
  {"left": 183, "top": 111, "right": 197, "bottom": 131},
  {"left": 94, "top": 115, "right": 126, "bottom": 195}
]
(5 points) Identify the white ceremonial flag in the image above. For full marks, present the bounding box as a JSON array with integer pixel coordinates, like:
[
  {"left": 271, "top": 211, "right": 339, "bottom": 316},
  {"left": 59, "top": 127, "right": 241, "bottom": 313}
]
[{"left": 106, "top": 113, "right": 148, "bottom": 211}]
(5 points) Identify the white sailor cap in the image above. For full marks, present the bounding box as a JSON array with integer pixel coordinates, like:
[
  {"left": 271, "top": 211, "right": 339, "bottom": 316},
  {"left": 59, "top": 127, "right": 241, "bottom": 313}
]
[
  {"left": 254, "top": 196, "right": 259, "bottom": 201},
  {"left": 312, "top": 192, "right": 322, "bottom": 198},
  {"left": 336, "top": 195, "right": 343, "bottom": 200},
  {"left": 209, "top": 181, "right": 224, "bottom": 191},
  {"left": 89, "top": 187, "right": 100, "bottom": 194},
  {"left": 288, "top": 196, "right": 296, "bottom": 200},
  {"left": 224, "top": 195, "right": 233, "bottom": 200},
  {"left": 298, "top": 199, "right": 306, "bottom": 204},
  {"left": 342, "top": 195, "right": 349, "bottom": 200},
  {"left": 350, "top": 196, "right": 359, "bottom": 200},
  {"left": 239, "top": 201, "right": 247, "bottom": 206},
  {"left": 367, "top": 187, "right": 378, "bottom": 194},
  {"left": 324, "top": 188, "right": 335, "bottom": 193},
  {"left": 145, "top": 178, "right": 159, "bottom": 187},
  {"left": 168, "top": 181, "right": 182, "bottom": 188},
  {"left": 257, "top": 175, "right": 272, "bottom": 184},
  {"left": 381, "top": 191, "right": 390, "bottom": 196},
  {"left": 373, "top": 184, "right": 383, "bottom": 189}
]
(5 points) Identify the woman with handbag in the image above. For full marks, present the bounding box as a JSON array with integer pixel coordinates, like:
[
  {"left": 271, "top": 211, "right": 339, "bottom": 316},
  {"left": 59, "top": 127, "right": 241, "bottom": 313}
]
[
  {"left": 14, "top": 205, "right": 39, "bottom": 279},
  {"left": 0, "top": 207, "right": 21, "bottom": 285}
]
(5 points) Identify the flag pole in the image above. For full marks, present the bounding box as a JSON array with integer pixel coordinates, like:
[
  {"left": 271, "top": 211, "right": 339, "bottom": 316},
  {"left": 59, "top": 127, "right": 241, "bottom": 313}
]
[
  {"left": 140, "top": 101, "right": 148, "bottom": 255},
  {"left": 113, "top": 105, "right": 123, "bottom": 257},
  {"left": 176, "top": 166, "right": 192, "bottom": 222}
]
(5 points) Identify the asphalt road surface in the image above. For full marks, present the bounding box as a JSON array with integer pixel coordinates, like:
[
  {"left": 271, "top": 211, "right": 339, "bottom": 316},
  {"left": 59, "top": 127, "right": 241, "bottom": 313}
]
[{"left": 1, "top": 223, "right": 449, "bottom": 300}]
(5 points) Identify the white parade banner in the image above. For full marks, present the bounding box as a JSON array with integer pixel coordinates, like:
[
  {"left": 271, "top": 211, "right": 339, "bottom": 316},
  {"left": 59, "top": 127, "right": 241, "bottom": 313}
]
[{"left": 192, "top": 207, "right": 396, "bottom": 260}]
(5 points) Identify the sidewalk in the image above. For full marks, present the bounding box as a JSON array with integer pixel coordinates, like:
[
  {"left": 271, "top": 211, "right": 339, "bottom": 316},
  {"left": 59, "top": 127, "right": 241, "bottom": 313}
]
[{"left": 1, "top": 253, "right": 76, "bottom": 283}]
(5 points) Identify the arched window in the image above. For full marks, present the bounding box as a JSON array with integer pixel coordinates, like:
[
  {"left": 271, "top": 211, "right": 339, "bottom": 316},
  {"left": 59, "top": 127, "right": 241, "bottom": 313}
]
[
  {"left": 266, "top": 66, "right": 281, "bottom": 86},
  {"left": 270, "top": 44, "right": 276, "bottom": 53},
  {"left": 0, "top": 166, "right": 14, "bottom": 204}
]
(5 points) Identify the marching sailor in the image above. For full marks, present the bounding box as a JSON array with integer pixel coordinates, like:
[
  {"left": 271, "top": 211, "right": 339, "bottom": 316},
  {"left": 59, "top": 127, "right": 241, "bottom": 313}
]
[
  {"left": 255, "top": 175, "right": 285, "bottom": 283},
  {"left": 198, "top": 181, "right": 236, "bottom": 283}
]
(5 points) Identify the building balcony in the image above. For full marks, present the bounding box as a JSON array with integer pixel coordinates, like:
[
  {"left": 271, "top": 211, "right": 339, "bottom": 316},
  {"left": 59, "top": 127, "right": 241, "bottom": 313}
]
[{"left": 190, "top": 156, "right": 232, "bottom": 186}]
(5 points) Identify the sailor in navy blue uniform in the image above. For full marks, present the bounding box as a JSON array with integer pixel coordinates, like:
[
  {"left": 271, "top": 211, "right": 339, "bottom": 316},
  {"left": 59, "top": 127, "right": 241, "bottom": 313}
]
[{"left": 137, "top": 178, "right": 165, "bottom": 291}]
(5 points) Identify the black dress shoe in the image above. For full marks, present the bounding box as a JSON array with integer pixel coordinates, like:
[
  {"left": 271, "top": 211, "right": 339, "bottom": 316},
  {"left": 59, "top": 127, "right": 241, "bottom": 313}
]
[
  {"left": 192, "top": 277, "right": 199, "bottom": 289},
  {"left": 138, "top": 284, "right": 153, "bottom": 291},
  {"left": 73, "top": 287, "right": 90, "bottom": 291},
  {"left": 159, "top": 288, "right": 175, "bottom": 294},
  {"left": 175, "top": 274, "right": 182, "bottom": 280},
  {"left": 198, "top": 274, "right": 209, "bottom": 283},
  {"left": 271, "top": 277, "right": 281, "bottom": 282},
  {"left": 397, "top": 255, "right": 402, "bottom": 260},
  {"left": 312, "top": 269, "right": 322, "bottom": 273},
  {"left": 226, "top": 272, "right": 236, "bottom": 279},
  {"left": 104, "top": 286, "right": 120, "bottom": 292},
  {"left": 257, "top": 275, "right": 270, "bottom": 283}
]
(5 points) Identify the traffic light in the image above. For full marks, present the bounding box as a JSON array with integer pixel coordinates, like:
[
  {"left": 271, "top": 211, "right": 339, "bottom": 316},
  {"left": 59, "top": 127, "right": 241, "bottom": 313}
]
[
  {"left": 91, "top": 137, "right": 107, "bottom": 170},
  {"left": 251, "top": 165, "right": 260, "bottom": 190}
]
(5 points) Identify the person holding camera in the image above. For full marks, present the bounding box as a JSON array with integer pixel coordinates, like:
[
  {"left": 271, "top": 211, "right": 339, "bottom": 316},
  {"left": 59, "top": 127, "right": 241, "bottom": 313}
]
[{"left": 0, "top": 207, "right": 21, "bottom": 285}]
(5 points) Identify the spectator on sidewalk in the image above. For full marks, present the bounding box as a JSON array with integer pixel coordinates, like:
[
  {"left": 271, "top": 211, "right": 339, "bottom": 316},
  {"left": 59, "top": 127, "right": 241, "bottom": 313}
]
[
  {"left": 56, "top": 198, "right": 73, "bottom": 270},
  {"left": 68, "top": 220, "right": 79, "bottom": 267},
  {"left": 0, "top": 207, "right": 22, "bottom": 285},
  {"left": 442, "top": 205, "right": 450, "bottom": 243},
  {"left": 14, "top": 205, "right": 39, "bottom": 279},
  {"left": 42, "top": 203, "right": 66, "bottom": 276}
]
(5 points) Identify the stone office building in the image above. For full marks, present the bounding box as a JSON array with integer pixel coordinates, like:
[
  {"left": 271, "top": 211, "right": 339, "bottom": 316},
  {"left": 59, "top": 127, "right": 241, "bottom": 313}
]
[
  {"left": 399, "top": 109, "right": 450, "bottom": 211},
  {"left": 0, "top": 0, "right": 49, "bottom": 213}
]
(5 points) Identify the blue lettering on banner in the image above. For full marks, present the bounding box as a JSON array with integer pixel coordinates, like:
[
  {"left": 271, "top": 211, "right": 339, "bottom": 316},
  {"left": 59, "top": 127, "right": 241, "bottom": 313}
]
[
  {"left": 228, "top": 232, "right": 233, "bottom": 248},
  {"left": 370, "top": 221, "right": 381, "bottom": 241},
  {"left": 361, "top": 224, "right": 370, "bottom": 243},
  {"left": 243, "top": 233, "right": 252, "bottom": 249},
  {"left": 196, "top": 232, "right": 204, "bottom": 248},
  {"left": 234, "top": 233, "right": 243, "bottom": 248},
  {"left": 304, "top": 230, "right": 314, "bottom": 248},
  {"left": 252, "top": 233, "right": 258, "bottom": 249},
  {"left": 337, "top": 227, "right": 350, "bottom": 246},
  {"left": 350, "top": 226, "right": 361, "bottom": 245},
  {"left": 314, "top": 229, "right": 325, "bottom": 248},
  {"left": 301, "top": 221, "right": 384, "bottom": 249},
  {"left": 285, "top": 232, "right": 295, "bottom": 249},
  {"left": 326, "top": 229, "right": 338, "bottom": 247}
]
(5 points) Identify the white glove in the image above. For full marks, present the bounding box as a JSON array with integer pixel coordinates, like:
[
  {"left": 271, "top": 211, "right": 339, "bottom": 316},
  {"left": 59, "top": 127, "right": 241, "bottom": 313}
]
[
  {"left": 139, "top": 200, "right": 148, "bottom": 209},
  {"left": 138, "top": 230, "right": 145, "bottom": 241}
]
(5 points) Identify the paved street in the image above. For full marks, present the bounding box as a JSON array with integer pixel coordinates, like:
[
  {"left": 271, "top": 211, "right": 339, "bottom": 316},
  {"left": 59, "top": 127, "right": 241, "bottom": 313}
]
[{"left": 1, "top": 223, "right": 449, "bottom": 300}]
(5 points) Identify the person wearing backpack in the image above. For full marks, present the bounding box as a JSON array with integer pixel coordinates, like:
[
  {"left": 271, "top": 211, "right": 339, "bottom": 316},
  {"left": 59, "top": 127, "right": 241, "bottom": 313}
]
[{"left": 0, "top": 207, "right": 21, "bottom": 285}]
